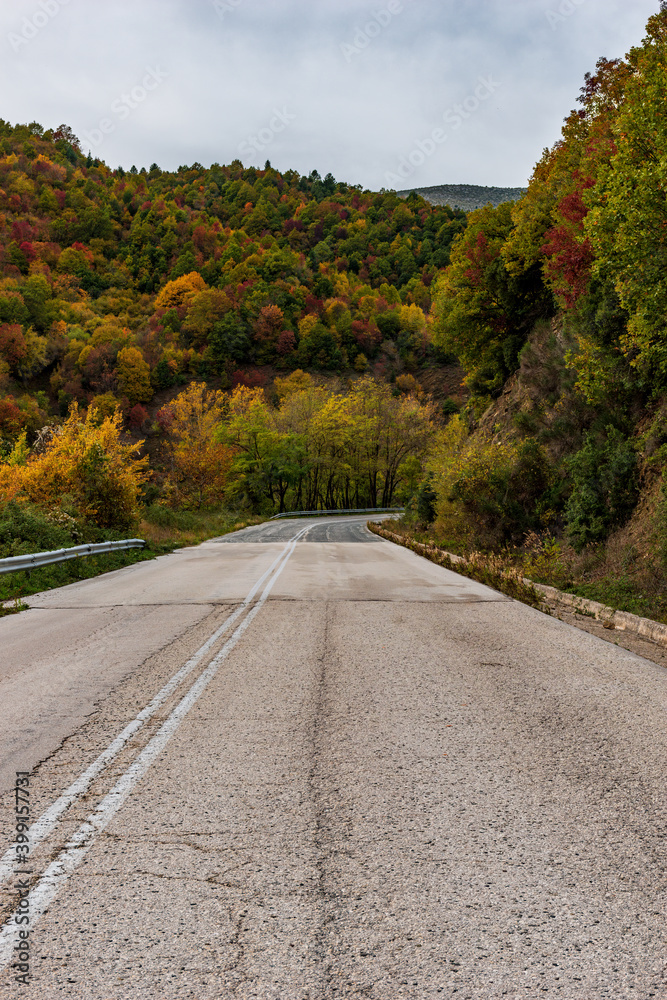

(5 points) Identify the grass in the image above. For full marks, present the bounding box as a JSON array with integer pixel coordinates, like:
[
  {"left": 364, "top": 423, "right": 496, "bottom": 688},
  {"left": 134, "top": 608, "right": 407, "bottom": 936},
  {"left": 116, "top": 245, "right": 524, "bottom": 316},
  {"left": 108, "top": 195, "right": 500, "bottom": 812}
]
[
  {"left": 0, "top": 595, "right": 29, "bottom": 618},
  {"left": 138, "top": 506, "right": 266, "bottom": 547},
  {"left": 0, "top": 543, "right": 171, "bottom": 608},
  {"left": 0, "top": 506, "right": 266, "bottom": 612},
  {"left": 563, "top": 578, "right": 667, "bottom": 622},
  {"left": 517, "top": 528, "right": 667, "bottom": 623},
  {"left": 370, "top": 517, "right": 468, "bottom": 556}
]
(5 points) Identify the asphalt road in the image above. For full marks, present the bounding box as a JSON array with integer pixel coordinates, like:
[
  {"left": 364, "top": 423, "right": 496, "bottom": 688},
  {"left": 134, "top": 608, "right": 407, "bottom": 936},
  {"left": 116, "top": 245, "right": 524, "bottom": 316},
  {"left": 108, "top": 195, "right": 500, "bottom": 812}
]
[{"left": 0, "top": 516, "right": 665, "bottom": 998}]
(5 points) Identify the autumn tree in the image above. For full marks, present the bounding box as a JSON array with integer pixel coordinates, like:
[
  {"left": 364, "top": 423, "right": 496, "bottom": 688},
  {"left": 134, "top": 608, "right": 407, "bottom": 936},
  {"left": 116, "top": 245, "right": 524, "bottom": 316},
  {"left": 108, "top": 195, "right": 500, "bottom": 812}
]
[
  {"left": 0, "top": 404, "right": 148, "bottom": 530},
  {"left": 53, "top": 124, "right": 80, "bottom": 149},
  {"left": 253, "top": 304, "right": 286, "bottom": 363},
  {"left": 274, "top": 369, "right": 314, "bottom": 401},
  {"left": 155, "top": 272, "right": 207, "bottom": 310},
  {"left": 0, "top": 323, "right": 27, "bottom": 374},
  {"left": 584, "top": 9, "right": 667, "bottom": 382},
  {"left": 433, "top": 203, "right": 549, "bottom": 395},
  {"left": 219, "top": 385, "right": 296, "bottom": 511},
  {"left": 217, "top": 379, "right": 436, "bottom": 513},
  {"left": 158, "top": 382, "right": 233, "bottom": 508},
  {"left": 181, "top": 288, "right": 232, "bottom": 347},
  {"left": 116, "top": 346, "right": 152, "bottom": 404}
]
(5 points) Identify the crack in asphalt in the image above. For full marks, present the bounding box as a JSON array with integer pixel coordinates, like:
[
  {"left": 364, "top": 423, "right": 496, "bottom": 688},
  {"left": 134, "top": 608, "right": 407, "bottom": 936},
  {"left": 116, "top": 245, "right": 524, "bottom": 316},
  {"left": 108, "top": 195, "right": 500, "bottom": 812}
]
[
  {"left": 27, "top": 597, "right": 512, "bottom": 610},
  {"left": 225, "top": 906, "right": 248, "bottom": 985},
  {"left": 3, "top": 524, "right": 667, "bottom": 997},
  {"left": 310, "top": 601, "right": 343, "bottom": 999}
]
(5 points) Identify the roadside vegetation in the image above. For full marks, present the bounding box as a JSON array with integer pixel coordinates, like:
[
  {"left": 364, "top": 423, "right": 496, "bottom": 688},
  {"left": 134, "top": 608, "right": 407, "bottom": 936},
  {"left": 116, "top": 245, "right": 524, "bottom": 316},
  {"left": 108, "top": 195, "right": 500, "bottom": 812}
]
[
  {"left": 0, "top": 496, "right": 262, "bottom": 612},
  {"left": 2, "top": 9, "right": 667, "bottom": 618},
  {"left": 0, "top": 108, "right": 460, "bottom": 597},
  {"left": 0, "top": 373, "right": 433, "bottom": 603},
  {"left": 390, "top": 9, "right": 667, "bottom": 625}
]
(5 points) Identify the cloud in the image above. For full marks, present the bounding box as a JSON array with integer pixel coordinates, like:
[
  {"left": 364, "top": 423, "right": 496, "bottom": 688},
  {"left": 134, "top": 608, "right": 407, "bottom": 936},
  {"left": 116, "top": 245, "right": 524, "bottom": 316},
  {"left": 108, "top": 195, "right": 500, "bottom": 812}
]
[{"left": 0, "top": 0, "right": 659, "bottom": 187}]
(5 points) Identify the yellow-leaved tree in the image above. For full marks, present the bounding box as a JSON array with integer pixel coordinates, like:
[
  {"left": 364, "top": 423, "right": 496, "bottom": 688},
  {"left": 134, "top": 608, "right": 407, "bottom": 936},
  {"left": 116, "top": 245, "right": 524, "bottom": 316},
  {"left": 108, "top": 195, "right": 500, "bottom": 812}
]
[
  {"left": 273, "top": 369, "right": 314, "bottom": 402},
  {"left": 155, "top": 272, "right": 207, "bottom": 310},
  {"left": 157, "top": 383, "right": 234, "bottom": 509},
  {"left": 116, "top": 346, "right": 152, "bottom": 404},
  {"left": 0, "top": 404, "right": 148, "bottom": 531}
]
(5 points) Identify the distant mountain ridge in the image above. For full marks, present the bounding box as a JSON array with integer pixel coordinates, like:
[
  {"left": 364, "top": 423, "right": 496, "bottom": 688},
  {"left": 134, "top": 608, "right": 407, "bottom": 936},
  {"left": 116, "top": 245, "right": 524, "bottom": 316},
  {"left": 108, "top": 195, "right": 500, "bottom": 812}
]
[{"left": 397, "top": 184, "right": 526, "bottom": 212}]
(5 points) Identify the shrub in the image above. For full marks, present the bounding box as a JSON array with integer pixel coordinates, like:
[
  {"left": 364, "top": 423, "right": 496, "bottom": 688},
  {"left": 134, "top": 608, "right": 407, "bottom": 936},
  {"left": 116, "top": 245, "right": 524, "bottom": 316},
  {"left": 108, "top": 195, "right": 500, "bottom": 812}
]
[
  {"left": 416, "top": 475, "right": 437, "bottom": 524},
  {"left": 0, "top": 404, "right": 148, "bottom": 531},
  {"left": 141, "top": 504, "right": 198, "bottom": 530},
  {"left": 0, "top": 501, "right": 77, "bottom": 558},
  {"left": 395, "top": 373, "right": 422, "bottom": 396},
  {"left": 0, "top": 396, "right": 24, "bottom": 437},
  {"left": 435, "top": 424, "right": 552, "bottom": 547},
  {"left": 564, "top": 426, "right": 638, "bottom": 551},
  {"left": 88, "top": 392, "right": 120, "bottom": 421},
  {"left": 128, "top": 403, "right": 149, "bottom": 429}
]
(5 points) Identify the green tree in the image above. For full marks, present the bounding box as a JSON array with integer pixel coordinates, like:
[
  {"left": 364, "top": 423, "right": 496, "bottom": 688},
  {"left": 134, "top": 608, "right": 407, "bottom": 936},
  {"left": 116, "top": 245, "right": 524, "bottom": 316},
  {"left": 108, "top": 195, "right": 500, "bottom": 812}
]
[
  {"left": 564, "top": 427, "right": 638, "bottom": 551},
  {"left": 432, "top": 203, "right": 549, "bottom": 395},
  {"left": 584, "top": 9, "right": 667, "bottom": 382}
]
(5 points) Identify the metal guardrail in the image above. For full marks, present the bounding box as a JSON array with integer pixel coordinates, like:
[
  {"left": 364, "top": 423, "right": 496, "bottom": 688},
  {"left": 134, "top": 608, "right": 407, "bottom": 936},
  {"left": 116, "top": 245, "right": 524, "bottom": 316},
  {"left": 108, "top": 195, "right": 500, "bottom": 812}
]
[
  {"left": 270, "top": 507, "right": 404, "bottom": 520},
  {"left": 0, "top": 539, "right": 146, "bottom": 576}
]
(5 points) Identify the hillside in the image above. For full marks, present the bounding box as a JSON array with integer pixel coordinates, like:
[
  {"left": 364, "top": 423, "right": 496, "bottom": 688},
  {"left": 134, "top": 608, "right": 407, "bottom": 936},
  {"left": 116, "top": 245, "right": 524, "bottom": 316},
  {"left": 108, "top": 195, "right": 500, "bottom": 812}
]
[
  {"left": 397, "top": 184, "right": 526, "bottom": 211},
  {"left": 0, "top": 124, "right": 471, "bottom": 541},
  {"left": 414, "top": 7, "right": 667, "bottom": 622},
  {"left": 0, "top": 122, "right": 468, "bottom": 448}
]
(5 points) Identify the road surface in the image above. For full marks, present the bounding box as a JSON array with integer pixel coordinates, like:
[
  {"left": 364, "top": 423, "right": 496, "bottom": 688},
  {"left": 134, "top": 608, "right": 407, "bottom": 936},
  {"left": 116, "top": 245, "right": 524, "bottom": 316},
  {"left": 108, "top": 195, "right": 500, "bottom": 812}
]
[{"left": 0, "top": 515, "right": 665, "bottom": 998}]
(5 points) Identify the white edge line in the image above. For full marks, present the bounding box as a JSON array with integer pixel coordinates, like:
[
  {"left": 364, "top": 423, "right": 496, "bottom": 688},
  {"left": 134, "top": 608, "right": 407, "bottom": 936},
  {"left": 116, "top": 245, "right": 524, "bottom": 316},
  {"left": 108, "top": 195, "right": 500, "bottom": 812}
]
[
  {"left": 0, "top": 528, "right": 307, "bottom": 886},
  {"left": 0, "top": 530, "right": 301, "bottom": 967}
]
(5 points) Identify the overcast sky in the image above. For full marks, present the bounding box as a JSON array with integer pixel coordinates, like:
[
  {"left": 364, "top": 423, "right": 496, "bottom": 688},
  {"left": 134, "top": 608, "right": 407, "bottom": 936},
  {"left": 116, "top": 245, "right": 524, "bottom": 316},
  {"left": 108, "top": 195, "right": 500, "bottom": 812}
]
[{"left": 0, "top": 0, "right": 659, "bottom": 190}]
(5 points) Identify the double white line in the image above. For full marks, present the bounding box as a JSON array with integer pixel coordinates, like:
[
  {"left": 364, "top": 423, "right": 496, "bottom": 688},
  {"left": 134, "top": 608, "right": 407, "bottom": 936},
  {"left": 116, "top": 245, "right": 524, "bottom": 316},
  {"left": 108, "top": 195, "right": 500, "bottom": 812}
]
[{"left": 0, "top": 523, "right": 310, "bottom": 968}]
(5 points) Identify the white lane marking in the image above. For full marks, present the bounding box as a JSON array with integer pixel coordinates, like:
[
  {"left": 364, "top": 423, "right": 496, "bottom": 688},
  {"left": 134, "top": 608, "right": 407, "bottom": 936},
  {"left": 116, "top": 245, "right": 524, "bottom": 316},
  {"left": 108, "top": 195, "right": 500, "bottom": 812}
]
[
  {"left": 0, "top": 527, "right": 304, "bottom": 968},
  {"left": 0, "top": 526, "right": 310, "bottom": 888}
]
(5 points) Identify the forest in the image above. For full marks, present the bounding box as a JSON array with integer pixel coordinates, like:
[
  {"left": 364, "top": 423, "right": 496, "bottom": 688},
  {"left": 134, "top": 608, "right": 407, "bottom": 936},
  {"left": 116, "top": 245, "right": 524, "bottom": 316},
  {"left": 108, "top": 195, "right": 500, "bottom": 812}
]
[
  {"left": 423, "top": 6, "right": 667, "bottom": 619},
  {"left": 2, "top": 6, "right": 667, "bottom": 622},
  {"left": 0, "top": 122, "right": 465, "bottom": 434},
  {"left": 0, "top": 114, "right": 455, "bottom": 563}
]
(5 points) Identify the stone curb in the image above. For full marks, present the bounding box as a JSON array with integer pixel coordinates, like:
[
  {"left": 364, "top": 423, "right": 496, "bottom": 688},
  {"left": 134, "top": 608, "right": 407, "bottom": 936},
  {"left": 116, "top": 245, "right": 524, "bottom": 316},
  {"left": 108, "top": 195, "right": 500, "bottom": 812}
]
[
  {"left": 370, "top": 523, "right": 667, "bottom": 648},
  {"left": 528, "top": 582, "right": 667, "bottom": 645}
]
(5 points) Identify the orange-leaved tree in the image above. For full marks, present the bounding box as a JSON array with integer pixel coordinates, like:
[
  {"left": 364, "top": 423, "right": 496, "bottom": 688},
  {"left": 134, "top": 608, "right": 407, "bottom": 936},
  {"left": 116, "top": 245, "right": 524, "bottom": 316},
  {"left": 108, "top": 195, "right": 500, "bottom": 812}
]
[{"left": 155, "top": 272, "right": 207, "bottom": 310}]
